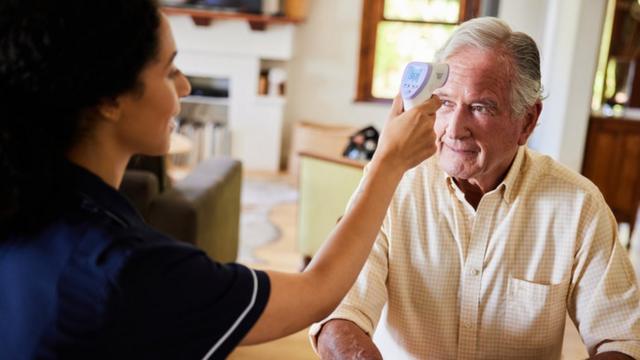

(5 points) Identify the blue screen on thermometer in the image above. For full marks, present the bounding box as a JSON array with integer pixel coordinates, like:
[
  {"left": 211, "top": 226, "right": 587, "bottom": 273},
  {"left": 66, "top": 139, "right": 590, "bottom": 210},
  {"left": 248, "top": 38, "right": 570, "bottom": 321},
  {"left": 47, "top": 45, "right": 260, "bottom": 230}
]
[{"left": 407, "top": 66, "right": 421, "bottom": 82}]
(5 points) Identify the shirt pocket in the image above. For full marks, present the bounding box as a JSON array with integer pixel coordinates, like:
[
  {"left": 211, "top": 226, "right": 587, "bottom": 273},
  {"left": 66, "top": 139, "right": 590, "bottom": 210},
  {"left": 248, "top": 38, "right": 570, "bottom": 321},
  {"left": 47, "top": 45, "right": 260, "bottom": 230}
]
[{"left": 503, "top": 277, "right": 568, "bottom": 351}]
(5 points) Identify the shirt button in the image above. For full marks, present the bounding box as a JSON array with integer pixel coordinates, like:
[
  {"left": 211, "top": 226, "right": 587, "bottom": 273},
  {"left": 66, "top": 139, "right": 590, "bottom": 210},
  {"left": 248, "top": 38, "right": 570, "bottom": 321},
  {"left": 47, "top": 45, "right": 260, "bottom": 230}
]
[
  {"left": 467, "top": 268, "right": 480, "bottom": 276},
  {"left": 464, "top": 321, "right": 472, "bottom": 329}
]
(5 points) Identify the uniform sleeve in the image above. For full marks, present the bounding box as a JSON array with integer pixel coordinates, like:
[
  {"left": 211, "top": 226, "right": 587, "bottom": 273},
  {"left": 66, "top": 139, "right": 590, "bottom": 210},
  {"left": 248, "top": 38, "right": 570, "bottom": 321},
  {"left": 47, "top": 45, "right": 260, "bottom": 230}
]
[
  {"left": 115, "top": 240, "right": 270, "bottom": 359},
  {"left": 567, "top": 195, "right": 640, "bottom": 359},
  {"left": 308, "top": 167, "right": 391, "bottom": 352}
]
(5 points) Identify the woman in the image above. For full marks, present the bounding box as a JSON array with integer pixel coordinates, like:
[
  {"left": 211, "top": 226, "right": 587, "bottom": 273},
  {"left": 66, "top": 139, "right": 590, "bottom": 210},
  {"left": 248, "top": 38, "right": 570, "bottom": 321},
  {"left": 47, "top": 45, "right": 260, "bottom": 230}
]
[{"left": 0, "top": 0, "right": 440, "bottom": 358}]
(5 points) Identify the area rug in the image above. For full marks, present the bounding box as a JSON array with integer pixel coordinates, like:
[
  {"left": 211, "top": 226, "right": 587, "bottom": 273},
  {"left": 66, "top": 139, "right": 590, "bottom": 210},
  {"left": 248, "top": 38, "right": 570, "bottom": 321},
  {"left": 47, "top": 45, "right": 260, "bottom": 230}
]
[{"left": 238, "top": 179, "right": 298, "bottom": 263}]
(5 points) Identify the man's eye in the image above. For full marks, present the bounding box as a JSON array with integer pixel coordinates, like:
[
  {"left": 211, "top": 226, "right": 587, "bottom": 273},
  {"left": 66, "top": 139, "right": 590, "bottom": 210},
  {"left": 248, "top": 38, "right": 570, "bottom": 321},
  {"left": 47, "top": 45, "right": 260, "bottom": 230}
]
[
  {"left": 437, "top": 100, "right": 453, "bottom": 112},
  {"left": 471, "top": 105, "right": 489, "bottom": 114}
]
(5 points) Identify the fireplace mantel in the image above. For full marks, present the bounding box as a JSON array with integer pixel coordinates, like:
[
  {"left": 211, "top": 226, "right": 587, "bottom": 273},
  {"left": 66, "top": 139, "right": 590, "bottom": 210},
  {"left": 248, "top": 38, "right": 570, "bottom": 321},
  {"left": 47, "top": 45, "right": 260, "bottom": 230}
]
[{"left": 162, "top": 6, "right": 304, "bottom": 31}]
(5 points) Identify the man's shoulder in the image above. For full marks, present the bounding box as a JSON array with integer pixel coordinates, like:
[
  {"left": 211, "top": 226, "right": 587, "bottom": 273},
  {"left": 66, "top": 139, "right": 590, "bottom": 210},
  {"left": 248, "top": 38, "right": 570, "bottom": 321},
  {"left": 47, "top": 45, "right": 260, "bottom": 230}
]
[
  {"left": 399, "top": 156, "right": 443, "bottom": 186},
  {"left": 390, "top": 157, "right": 440, "bottom": 200},
  {"left": 523, "top": 148, "right": 605, "bottom": 203}
]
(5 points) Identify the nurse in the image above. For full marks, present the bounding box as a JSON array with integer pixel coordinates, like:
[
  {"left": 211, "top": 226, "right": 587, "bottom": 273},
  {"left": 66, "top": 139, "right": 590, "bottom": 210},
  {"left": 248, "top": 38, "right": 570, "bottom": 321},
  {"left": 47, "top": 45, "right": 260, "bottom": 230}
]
[{"left": 0, "top": 0, "right": 440, "bottom": 358}]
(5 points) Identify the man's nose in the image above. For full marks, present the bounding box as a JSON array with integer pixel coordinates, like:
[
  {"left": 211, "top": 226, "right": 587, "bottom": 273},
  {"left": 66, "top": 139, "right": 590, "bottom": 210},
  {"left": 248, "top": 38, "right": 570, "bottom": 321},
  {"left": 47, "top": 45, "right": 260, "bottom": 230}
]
[{"left": 446, "top": 107, "right": 471, "bottom": 139}]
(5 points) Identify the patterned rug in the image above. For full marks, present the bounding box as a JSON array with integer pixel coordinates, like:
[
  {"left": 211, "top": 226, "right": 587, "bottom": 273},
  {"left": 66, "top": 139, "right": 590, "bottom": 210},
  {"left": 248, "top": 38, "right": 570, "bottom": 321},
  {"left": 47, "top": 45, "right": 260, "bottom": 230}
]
[{"left": 238, "top": 179, "right": 298, "bottom": 263}]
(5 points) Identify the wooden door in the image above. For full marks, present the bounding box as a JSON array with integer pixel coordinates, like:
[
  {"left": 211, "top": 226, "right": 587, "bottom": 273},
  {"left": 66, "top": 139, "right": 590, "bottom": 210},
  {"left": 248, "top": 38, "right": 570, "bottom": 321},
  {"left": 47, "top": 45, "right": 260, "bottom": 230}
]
[{"left": 582, "top": 116, "right": 640, "bottom": 224}]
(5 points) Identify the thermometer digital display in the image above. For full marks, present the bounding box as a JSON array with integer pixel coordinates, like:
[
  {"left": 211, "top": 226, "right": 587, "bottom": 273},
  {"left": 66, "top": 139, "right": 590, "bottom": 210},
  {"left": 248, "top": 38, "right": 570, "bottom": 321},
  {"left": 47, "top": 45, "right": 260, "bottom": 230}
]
[{"left": 400, "top": 62, "right": 449, "bottom": 110}]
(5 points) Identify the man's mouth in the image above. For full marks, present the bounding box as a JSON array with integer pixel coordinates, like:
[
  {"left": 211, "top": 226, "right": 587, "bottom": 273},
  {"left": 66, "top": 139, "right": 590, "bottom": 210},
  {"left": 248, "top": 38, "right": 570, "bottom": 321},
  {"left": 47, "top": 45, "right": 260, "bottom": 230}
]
[{"left": 443, "top": 143, "right": 478, "bottom": 154}]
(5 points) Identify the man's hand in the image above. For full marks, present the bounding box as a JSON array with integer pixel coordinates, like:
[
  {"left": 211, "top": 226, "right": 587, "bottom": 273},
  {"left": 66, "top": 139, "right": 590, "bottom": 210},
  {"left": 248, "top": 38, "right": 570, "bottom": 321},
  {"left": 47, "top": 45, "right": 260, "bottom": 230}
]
[
  {"left": 591, "top": 352, "right": 634, "bottom": 359},
  {"left": 317, "top": 319, "right": 383, "bottom": 360}
]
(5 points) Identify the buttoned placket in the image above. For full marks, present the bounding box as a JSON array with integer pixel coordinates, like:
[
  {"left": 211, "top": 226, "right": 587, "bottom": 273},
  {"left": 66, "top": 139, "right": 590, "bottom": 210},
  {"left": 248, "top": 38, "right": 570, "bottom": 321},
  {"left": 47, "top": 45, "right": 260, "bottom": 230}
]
[{"left": 453, "top": 189, "right": 500, "bottom": 360}]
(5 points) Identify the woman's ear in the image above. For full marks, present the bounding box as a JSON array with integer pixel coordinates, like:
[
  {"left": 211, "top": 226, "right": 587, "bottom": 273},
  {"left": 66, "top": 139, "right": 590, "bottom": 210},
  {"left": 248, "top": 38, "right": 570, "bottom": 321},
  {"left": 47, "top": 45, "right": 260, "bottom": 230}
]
[{"left": 96, "top": 97, "right": 122, "bottom": 123}]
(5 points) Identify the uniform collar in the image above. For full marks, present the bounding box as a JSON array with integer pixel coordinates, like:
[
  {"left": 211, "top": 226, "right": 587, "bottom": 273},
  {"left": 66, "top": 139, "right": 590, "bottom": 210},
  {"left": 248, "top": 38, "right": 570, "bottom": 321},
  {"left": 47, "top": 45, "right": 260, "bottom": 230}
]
[
  {"left": 63, "top": 161, "right": 143, "bottom": 227},
  {"left": 443, "top": 146, "right": 527, "bottom": 206}
]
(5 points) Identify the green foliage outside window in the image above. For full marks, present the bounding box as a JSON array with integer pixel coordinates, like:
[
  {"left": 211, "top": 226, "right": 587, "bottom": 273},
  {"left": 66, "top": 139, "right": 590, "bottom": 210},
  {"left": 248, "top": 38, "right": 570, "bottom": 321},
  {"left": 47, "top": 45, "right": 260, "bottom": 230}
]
[
  {"left": 384, "top": 0, "right": 460, "bottom": 22},
  {"left": 372, "top": 0, "right": 461, "bottom": 99}
]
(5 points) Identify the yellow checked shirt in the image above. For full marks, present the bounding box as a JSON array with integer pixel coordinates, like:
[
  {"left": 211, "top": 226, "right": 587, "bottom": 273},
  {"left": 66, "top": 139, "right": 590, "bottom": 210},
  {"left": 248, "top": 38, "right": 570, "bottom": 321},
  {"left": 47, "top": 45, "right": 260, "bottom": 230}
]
[{"left": 310, "top": 146, "right": 640, "bottom": 359}]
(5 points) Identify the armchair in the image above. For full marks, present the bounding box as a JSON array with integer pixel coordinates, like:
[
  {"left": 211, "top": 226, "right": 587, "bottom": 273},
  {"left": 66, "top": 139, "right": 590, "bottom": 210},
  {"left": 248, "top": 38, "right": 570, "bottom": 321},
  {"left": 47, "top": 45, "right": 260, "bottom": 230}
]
[
  {"left": 297, "top": 152, "right": 364, "bottom": 266},
  {"left": 120, "top": 155, "right": 242, "bottom": 263}
]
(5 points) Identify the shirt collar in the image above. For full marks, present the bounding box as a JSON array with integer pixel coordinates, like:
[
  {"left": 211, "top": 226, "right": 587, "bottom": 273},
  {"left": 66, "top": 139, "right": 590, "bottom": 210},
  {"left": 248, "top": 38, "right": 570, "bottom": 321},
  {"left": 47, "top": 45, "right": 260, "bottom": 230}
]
[
  {"left": 443, "top": 146, "right": 527, "bottom": 205},
  {"left": 500, "top": 146, "right": 526, "bottom": 204},
  {"left": 63, "top": 161, "right": 143, "bottom": 227}
]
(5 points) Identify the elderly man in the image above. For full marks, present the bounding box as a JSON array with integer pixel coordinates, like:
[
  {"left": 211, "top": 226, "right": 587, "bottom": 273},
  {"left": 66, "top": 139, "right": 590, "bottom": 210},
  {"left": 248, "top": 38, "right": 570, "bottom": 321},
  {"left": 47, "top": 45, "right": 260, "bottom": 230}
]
[{"left": 311, "top": 17, "right": 640, "bottom": 360}]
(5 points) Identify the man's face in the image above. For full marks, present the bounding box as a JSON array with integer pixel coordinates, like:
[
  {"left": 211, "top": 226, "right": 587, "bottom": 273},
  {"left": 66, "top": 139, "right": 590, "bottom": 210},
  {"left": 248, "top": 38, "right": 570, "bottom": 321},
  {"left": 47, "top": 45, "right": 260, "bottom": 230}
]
[{"left": 433, "top": 47, "right": 533, "bottom": 189}]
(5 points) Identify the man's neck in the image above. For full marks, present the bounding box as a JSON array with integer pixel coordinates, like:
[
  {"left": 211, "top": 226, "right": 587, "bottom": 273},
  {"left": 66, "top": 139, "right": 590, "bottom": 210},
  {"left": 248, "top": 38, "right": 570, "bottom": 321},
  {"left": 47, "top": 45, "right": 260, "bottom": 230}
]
[
  {"left": 452, "top": 179, "right": 485, "bottom": 210},
  {"left": 452, "top": 150, "right": 520, "bottom": 210}
]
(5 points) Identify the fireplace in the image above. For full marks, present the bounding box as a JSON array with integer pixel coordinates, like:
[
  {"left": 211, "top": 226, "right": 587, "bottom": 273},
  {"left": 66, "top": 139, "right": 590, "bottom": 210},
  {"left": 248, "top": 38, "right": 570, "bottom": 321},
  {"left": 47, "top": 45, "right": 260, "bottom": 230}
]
[{"left": 168, "top": 14, "right": 293, "bottom": 171}]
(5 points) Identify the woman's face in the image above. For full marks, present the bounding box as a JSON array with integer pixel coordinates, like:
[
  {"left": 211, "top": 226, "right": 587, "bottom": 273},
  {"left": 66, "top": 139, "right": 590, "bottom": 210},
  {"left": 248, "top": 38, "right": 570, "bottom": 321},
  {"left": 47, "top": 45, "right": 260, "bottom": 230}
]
[{"left": 114, "top": 14, "right": 191, "bottom": 156}]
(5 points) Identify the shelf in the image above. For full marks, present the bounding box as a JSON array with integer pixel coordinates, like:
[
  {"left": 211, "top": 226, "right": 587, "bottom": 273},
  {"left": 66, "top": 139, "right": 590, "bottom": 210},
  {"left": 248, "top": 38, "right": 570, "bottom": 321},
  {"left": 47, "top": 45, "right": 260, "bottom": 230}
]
[
  {"left": 182, "top": 95, "right": 229, "bottom": 106},
  {"left": 161, "top": 6, "right": 304, "bottom": 31},
  {"left": 255, "top": 95, "right": 286, "bottom": 106},
  {"left": 298, "top": 151, "right": 367, "bottom": 170},
  {"left": 592, "top": 108, "right": 640, "bottom": 121}
]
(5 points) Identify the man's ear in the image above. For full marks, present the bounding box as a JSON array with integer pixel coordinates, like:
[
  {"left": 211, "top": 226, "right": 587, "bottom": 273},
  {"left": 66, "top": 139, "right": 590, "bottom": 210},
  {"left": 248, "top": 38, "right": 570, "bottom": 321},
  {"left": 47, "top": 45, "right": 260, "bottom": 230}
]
[
  {"left": 96, "top": 97, "right": 122, "bottom": 123},
  {"left": 517, "top": 101, "right": 542, "bottom": 146}
]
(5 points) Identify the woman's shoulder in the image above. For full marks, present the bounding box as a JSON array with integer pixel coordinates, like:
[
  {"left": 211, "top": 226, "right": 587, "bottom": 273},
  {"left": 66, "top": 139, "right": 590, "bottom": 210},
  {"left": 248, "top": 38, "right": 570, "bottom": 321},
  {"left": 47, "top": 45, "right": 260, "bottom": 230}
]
[{"left": 0, "top": 207, "right": 182, "bottom": 354}]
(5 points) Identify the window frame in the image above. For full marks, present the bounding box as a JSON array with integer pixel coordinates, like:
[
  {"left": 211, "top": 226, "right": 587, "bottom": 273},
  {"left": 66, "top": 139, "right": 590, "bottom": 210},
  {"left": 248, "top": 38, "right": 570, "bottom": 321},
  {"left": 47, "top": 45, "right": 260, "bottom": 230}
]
[{"left": 355, "top": 0, "right": 482, "bottom": 103}]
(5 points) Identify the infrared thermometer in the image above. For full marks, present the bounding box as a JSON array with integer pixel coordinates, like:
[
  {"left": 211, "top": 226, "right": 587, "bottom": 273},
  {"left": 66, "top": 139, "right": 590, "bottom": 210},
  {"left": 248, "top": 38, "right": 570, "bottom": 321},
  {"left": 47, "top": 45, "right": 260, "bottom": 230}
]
[{"left": 400, "top": 62, "right": 449, "bottom": 111}]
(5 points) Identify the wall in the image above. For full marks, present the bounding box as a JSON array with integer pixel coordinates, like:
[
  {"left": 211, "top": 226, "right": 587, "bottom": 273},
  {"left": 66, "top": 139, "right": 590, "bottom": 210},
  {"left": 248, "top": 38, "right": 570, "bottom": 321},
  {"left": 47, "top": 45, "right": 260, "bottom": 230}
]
[
  {"left": 283, "top": 0, "right": 389, "bottom": 167},
  {"left": 284, "top": 0, "right": 608, "bottom": 172},
  {"left": 169, "top": 16, "right": 294, "bottom": 171},
  {"left": 499, "top": 0, "right": 607, "bottom": 171}
]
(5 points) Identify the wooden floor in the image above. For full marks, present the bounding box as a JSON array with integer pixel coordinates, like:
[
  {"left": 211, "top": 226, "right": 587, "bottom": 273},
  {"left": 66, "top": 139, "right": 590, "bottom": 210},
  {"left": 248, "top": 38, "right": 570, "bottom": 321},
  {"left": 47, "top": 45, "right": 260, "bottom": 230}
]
[
  {"left": 228, "top": 174, "right": 589, "bottom": 359},
  {"left": 229, "top": 201, "right": 318, "bottom": 360}
]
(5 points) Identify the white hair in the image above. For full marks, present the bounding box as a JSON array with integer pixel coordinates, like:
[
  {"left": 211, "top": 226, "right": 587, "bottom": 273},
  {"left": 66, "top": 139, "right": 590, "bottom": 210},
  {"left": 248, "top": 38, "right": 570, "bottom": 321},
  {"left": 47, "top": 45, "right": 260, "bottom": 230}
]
[{"left": 434, "top": 17, "right": 543, "bottom": 118}]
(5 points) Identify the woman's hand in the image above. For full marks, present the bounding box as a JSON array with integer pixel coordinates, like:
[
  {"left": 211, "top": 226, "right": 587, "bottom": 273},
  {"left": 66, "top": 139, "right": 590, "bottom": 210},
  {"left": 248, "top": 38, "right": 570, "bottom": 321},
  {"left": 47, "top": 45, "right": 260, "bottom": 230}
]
[{"left": 372, "top": 94, "right": 441, "bottom": 172}]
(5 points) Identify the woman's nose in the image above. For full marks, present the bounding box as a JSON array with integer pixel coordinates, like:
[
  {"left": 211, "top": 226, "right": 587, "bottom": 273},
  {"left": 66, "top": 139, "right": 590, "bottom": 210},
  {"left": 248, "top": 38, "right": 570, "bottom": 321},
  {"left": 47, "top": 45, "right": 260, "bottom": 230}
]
[{"left": 178, "top": 72, "right": 191, "bottom": 98}]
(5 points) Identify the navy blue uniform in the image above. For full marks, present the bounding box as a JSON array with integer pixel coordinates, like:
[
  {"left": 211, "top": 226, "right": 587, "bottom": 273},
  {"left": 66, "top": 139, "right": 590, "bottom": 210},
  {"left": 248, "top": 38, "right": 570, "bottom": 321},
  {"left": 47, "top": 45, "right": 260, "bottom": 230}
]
[{"left": 0, "top": 163, "right": 270, "bottom": 359}]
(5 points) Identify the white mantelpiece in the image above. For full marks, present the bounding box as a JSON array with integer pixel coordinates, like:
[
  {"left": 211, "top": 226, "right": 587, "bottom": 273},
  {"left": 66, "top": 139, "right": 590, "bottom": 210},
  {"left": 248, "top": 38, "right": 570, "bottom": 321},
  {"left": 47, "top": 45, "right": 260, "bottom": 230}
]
[{"left": 168, "top": 15, "right": 294, "bottom": 171}]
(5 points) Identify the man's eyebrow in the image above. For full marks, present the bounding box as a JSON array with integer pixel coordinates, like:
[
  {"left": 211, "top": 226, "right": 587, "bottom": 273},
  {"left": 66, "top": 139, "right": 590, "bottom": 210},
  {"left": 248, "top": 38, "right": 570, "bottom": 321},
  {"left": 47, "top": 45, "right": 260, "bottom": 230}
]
[
  {"left": 166, "top": 51, "right": 177, "bottom": 67},
  {"left": 472, "top": 98, "right": 498, "bottom": 108}
]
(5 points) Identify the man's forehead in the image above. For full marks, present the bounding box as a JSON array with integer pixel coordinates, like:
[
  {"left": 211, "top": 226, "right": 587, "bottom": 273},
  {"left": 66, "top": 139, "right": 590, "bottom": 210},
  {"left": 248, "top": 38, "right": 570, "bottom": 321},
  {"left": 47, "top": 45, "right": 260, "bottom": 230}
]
[
  {"left": 441, "top": 51, "right": 509, "bottom": 98},
  {"left": 437, "top": 74, "right": 504, "bottom": 99},
  {"left": 436, "top": 90, "right": 502, "bottom": 108},
  {"left": 448, "top": 50, "right": 507, "bottom": 74}
]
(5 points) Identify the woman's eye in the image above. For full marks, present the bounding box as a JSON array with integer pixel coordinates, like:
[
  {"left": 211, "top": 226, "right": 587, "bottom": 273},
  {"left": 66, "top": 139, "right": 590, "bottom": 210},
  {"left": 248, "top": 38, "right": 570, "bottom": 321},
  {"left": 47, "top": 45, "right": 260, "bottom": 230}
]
[{"left": 168, "top": 67, "right": 181, "bottom": 79}]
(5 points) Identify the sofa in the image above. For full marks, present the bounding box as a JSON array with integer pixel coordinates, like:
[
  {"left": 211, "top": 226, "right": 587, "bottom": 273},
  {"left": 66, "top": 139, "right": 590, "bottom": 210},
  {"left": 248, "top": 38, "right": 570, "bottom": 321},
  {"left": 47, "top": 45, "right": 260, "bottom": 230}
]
[{"left": 120, "top": 155, "right": 242, "bottom": 263}]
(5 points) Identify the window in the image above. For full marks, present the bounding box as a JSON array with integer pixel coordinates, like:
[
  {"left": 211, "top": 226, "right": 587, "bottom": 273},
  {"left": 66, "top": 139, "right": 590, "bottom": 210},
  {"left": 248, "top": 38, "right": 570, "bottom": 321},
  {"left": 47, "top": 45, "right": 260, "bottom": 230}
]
[
  {"left": 591, "top": 0, "right": 640, "bottom": 113},
  {"left": 356, "top": 0, "right": 481, "bottom": 101}
]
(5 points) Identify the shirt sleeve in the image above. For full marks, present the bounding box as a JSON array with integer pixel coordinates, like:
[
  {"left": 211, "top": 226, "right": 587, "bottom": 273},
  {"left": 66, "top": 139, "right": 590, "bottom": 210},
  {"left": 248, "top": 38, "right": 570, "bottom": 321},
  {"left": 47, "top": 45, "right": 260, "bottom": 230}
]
[
  {"left": 308, "top": 167, "right": 391, "bottom": 353},
  {"left": 567, "top": 194, "right": 640, "bottom": 359},
  {"left": 115, "top": 239, "right": 271, "bottom": 359},
  {"left": 308, "top": 229, "right": 390, "bottom": 353}
]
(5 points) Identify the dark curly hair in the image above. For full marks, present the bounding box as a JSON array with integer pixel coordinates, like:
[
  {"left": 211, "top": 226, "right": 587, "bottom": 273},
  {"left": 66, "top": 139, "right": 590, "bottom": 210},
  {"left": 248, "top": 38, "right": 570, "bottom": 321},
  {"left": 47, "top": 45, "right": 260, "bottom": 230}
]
[{"left": 0, "top": 0, "right": 160, "bottom": 236}]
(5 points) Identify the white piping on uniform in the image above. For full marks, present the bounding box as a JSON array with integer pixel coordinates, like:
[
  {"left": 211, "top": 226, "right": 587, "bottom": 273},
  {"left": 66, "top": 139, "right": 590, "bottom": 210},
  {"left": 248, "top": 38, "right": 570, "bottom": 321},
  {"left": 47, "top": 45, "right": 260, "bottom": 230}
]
[{"left": 203, "top": 268, "right": 259, "bottom": 360}]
